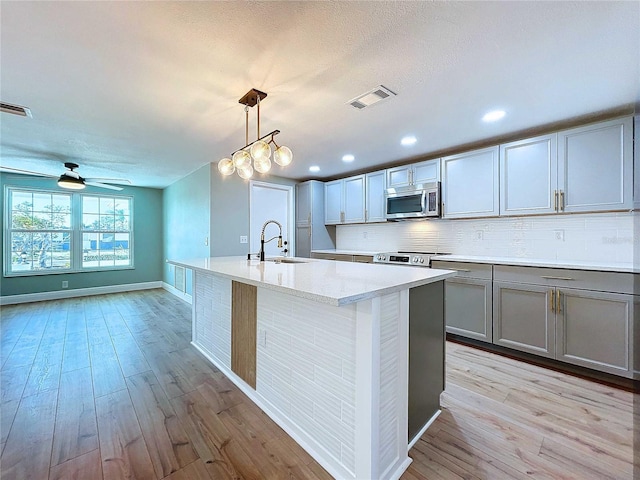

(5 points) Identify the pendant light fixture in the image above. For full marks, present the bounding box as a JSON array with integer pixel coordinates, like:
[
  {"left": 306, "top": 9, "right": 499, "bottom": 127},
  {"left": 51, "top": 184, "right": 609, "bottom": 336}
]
[{"left": 218, "top": 88, "right": 293, "bottom": 179}]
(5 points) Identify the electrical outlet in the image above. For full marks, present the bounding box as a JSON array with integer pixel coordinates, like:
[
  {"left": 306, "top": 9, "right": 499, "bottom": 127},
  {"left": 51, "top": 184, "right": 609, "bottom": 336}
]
[
  {"left": 204, "top": 236, "right": 209, "bottom": 246},
  {"left": 475, "top": 230, "right": 484, "bottom": 240},
  {"left": 554, "top": 229, "right": 565, "bottom": 241},
  {"left": 240, "top": 235, "right": 248, "bottom": 244},
  {"left": 363, "top": 231, "right": 368, "bottom": 239},
  {"left": 61, "top": 281, "right": 68, "bottom": 289}
]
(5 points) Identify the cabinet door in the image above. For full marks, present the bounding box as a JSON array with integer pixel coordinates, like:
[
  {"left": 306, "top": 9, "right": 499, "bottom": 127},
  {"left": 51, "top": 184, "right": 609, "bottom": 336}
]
[
  {"left": 295, "top": 226, "right": 311, "bottom": 258},
  {"left": 386, "top": 165, "right": 412, "bottom": 188},
  {"left": 442, "top": 146, "right": 499, "bottom": 218},
  {"left": 296, "top": 181, "right": 312, "bottom": 226},
  {"left": 493, "top": 281, "right": 555, "bottom": 358},
  {"left": 365, "top": 170, "right": 386, "bottom": 222},
  {"left": 556, "top": 288, "right": 633, "bottom": 377},
  {"left": 558, "top": 116, "right": 633, "bottom": 212},
  {"left": 343, "top": 175, "right": 366, "bottom": 223},
  {"left": 444, "top": 277, "right": 492, "bottom": 342},
  {"left": 412, "top": 159, "right": 440, "bottom": 185},
  {"left": 500, "top": 134, "right": 557, "bottom": 216},
  {"left": 324, "top": 180, "right": 343, "bottom": 224}
]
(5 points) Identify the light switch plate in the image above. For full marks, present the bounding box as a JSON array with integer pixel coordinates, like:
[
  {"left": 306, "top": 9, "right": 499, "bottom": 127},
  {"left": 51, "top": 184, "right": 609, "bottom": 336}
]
[{"left": 240, "top": 236, "right": 248, "bottom": 244}]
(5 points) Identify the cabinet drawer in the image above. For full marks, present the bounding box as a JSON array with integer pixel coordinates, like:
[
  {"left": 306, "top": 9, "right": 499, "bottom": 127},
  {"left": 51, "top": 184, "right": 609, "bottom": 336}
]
[
  {"left": 493, "top": 265, "right": 636, "bottom": 295},
  {"left": 353, "top": 255, "right": 373, "bottom": 264},
  {"left": 311, "top": 252, "right": 353, "bottom": 262},
  {"left": 431, "top": 261, "right": 492, "bottom": 280}
]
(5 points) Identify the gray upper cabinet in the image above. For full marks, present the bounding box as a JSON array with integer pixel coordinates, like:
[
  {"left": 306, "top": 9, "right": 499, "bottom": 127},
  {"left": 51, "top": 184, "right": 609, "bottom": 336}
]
[
  {"left": 324, "top": 179, "right": 343, "bottom": 224},
  {"left": 386, "top": 159, "right": 440, "bottom": 188},
  {"left": 442, "top": 146, "right": 499, "bottom": 219},
  {"left": 557, "top": 116, "right": 633, "bottom": 213},
  {"left": 296, "top": 180, "right": 335, "bottom": 257},
  {"left": 296, "top": 181, "right": 312, "bottom": 226},
  {"left": 324, "top": 175, "right": 366, "bottom": 224},
  {"left": 500, "top": 134, "right": 558, "bottom": 216},
  {"left": 365, "top": 170, "right": 386, "bottom": 222}
]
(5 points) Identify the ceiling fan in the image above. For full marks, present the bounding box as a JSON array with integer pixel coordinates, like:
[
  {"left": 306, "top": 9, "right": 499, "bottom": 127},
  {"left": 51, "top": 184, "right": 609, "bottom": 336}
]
[{"left": 0, "top": 162, "right": 131, "bottom": 191}]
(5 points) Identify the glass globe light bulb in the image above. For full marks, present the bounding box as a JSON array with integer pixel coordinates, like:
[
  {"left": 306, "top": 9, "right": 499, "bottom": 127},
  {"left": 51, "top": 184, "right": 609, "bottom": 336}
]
[
  {"left": 237, "top": 163, "right": 254, "bottom": 180},
  {"left": 250, "top": 140, "right": 271, "bottom": 161},
  {"left": 274, "top": 145, "right": 293, "bottom": 166},
  {"left": 254, "top": 156, "right": 271, "bottom": 174},
  {"left": 232, "top": 150, "right": 251, "bottom": 168},
  {"left": 217, "top": 158, "right": 235, "bottom": 176}
]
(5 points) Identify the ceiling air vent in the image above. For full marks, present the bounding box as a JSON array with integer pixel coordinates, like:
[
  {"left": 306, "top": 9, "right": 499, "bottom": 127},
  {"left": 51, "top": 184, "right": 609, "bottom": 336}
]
[
  {"left": 1, "top": 102, "right": 32, "bottom": 118},
  {"left": 348, "top": 85, "right": 396, "bottom": 110}
]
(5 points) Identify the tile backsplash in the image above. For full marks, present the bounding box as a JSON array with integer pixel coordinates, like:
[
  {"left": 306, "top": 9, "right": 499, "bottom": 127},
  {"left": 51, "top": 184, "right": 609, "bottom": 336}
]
[{"left": 336, "top": 212, "right": 636, "bottom": 264}]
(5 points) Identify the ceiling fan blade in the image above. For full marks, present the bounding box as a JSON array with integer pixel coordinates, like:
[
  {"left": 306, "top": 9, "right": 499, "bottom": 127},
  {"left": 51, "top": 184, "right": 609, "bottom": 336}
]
[
  {"left": 85, "top": 181, "right": 124, "bottom": 191},
  {"left": 0, "top": 166, "right": 57, "bottom": 178},
  {"left": 84, "top": 177, "right": 131, "bottom": 184}
]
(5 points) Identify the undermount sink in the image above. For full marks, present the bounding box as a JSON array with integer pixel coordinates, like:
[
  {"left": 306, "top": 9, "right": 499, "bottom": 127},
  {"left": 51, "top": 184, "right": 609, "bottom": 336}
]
[{"left": 267, "top": 258, "right": 308, "bottom": 264}]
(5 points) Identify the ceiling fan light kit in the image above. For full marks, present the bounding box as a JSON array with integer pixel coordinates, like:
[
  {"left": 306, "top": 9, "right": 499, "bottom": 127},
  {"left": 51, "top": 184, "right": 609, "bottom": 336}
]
[
  {"left": 217, "top": 88, "right": 293, "bottom": 179},
  {"left": 1, "top": 161, "right": 129, "bottom": 191}
]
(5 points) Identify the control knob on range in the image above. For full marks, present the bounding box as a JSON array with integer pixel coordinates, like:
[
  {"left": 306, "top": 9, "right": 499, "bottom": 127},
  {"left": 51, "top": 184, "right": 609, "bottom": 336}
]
[
  {"left": 412, "top": 256, "right": 419, "bottom": 263},
  {"left": 419, "top": 257, "right": 425, "bottom": 263}
]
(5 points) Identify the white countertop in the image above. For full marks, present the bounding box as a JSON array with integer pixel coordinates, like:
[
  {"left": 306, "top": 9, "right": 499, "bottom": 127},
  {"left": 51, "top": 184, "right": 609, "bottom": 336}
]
[
  {"left": 169, "top": 256, "right": 456, "bottom": 306},
  {"left": 431, "top": 254, "right": 638, "bottom": 274},
  {"left": 311, "top": 249, "right": 378, "bottom": 256}
]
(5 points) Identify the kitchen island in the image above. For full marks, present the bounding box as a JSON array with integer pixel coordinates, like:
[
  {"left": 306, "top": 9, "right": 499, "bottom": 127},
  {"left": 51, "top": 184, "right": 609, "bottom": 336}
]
[{"left": 168, "top": 256, "right": 455, "bottom": 480}]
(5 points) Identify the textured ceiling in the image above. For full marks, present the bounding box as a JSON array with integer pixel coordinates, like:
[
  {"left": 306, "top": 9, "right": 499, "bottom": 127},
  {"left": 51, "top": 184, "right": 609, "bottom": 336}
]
[{"left": 1, "top": 1, "right": 639, "bottom": 188}]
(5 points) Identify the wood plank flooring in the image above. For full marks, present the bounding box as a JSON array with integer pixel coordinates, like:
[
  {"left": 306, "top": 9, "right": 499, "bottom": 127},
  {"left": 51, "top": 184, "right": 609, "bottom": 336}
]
[{"left": 0, "top": 289, "right": 636, "bottom": 479}]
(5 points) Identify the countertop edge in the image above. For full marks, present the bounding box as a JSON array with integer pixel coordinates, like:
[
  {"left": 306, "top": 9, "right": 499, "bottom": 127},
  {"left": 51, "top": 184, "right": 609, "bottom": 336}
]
[
  {"left": 430, "top": 255, "right": 638, "bottom": 274},
  {"left": 168, "top": 259, "right": 456, "bottom": 306}
]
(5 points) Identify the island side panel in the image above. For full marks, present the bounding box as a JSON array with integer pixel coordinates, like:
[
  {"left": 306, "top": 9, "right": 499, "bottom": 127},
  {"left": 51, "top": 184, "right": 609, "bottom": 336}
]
[
  {"left": 231, "top": 281, "right": 257, "bottom": 388},
  {"left": 256, "top": 288, "right": 358, "bottom": 479},
  {"left": 192, "top": 271, "right": 231, "bottom": 369},
  {"left": 408, "top": 281, "right": 445, "bottom": 442}
]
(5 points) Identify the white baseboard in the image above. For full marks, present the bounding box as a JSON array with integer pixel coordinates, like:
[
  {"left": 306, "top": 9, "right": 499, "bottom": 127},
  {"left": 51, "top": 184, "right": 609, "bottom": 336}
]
[
  {"left": 0, "top": 281, "right": 163, "bottom": 305},
  {"left": 408, "top": 409, "right": 441, "bottom": 450},
  {"left": 162, "top": 282, "right": 192, "bottom": 304}
]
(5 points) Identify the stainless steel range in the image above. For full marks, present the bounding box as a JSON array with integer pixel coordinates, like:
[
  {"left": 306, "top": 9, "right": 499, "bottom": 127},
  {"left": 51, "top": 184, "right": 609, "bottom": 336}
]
[{"left": 373, "top": 251, "right": 444, "bottom": 267}]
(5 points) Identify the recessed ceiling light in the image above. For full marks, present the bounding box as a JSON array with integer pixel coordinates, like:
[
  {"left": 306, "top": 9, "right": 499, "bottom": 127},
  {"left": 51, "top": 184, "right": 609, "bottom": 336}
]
[
  {"left": 401, "top": 136, "right": 417, "bottom": 146},
  {"left": 482, "top": 110, "right": 506, "bottom": 122},
  {"left": 342, "top": 154, "right": 355, "bottom": 163},
  {"left": 309, "top": 166, "right": 320, "bottom": 173}
]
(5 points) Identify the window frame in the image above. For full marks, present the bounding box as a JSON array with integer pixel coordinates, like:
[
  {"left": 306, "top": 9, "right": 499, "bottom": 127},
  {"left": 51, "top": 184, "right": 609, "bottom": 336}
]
[{"left": 4, "top": 186, "right": 134, "bottom": 277}]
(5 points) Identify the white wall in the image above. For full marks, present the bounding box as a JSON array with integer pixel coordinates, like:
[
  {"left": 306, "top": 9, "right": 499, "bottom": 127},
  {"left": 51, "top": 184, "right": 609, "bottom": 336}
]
[{"left": 336, "top": 212, "right": 636, "bottom": 264}]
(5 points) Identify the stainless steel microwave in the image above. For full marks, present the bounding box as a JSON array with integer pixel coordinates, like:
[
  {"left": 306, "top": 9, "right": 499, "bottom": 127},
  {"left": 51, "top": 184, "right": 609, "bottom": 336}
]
[{"left": 384, "top": 182, "right": 441, "bottom": 220}]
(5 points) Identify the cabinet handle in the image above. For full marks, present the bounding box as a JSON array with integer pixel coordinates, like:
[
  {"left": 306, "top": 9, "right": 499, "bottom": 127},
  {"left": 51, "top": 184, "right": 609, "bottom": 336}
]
[
  {"left": 340, "top": 211, "right": 344, "bottom": 223},
  {"left": 549, "top": 289, "right": 555, "bottom": 313},
  {"left": 559, "top": 191, "right": 565, "bottom": 211},
  {"left": 451, "top": 268, "right": 471, "bottom": 272},
  {"left": 541, "top": 275, "right": 574, "bottom": 281},
  {"left": 365, "top": 209, "right": 368, "bottom": 222},
  {"left": 308, "top": 227, "right": 312, "bottom": 238},
  {"left": 307, "top": 213, "right": 311, "bottom": 224},
  {"left": 557, "top": 291, "right": 563, "bottom": 314},
  {"left": 554, "top": 190, "right": 558, "bottom": 211}
]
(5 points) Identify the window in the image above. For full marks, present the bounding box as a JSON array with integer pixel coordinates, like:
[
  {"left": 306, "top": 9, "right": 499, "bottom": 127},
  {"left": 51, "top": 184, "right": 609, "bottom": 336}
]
[{"left": 5, "top": 188, "right": 133, "bottom": 276}]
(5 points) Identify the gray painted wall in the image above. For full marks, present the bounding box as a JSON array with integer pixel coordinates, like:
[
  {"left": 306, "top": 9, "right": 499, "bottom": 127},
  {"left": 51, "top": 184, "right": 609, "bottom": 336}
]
[
  {"left": 162, "top": 164, "right": 212, "bottom": 294},
  {"left": 162, "top": 163, "right": 297, "bottom": 295},
  {"left": 0, "top": 173, "right": 163, "bottom": 297}
]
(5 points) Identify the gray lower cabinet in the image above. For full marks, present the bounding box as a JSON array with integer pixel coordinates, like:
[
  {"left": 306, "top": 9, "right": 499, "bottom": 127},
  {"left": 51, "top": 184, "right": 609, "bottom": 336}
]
[
  {"left": 493, "top": 281, "right": 555, "bottom": 358},
  {"left": 492, "top": 265, "right": 637, "bottom": 379},
  {"left": 557, "top": 288, "right": 634, "bottom": 376},
  {"left": 432, "top": 261, "right": 492, "bottom": 342}
]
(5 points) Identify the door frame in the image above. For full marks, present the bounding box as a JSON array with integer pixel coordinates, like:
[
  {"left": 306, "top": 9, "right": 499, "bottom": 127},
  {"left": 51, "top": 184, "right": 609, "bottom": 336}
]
[{"left": 249, "top": 180, "right": 295, "bottom": 257}]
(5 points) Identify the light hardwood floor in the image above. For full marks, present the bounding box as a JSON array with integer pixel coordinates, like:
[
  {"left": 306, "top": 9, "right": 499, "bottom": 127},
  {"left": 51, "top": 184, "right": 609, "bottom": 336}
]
[{"left": 0, "top": 289, "right": 636, "bottom": 479}]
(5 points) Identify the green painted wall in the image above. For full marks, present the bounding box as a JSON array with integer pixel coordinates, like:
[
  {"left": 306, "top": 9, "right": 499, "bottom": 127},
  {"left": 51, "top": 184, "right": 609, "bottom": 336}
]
[{"left": 0, "top": 173, "right": 163, "bottom": 297}]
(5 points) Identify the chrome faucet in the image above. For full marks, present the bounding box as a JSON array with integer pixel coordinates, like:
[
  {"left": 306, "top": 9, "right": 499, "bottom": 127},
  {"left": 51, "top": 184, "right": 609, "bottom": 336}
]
[{"left": 259, "top": 220, "right": 283, "bottom": 261}]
